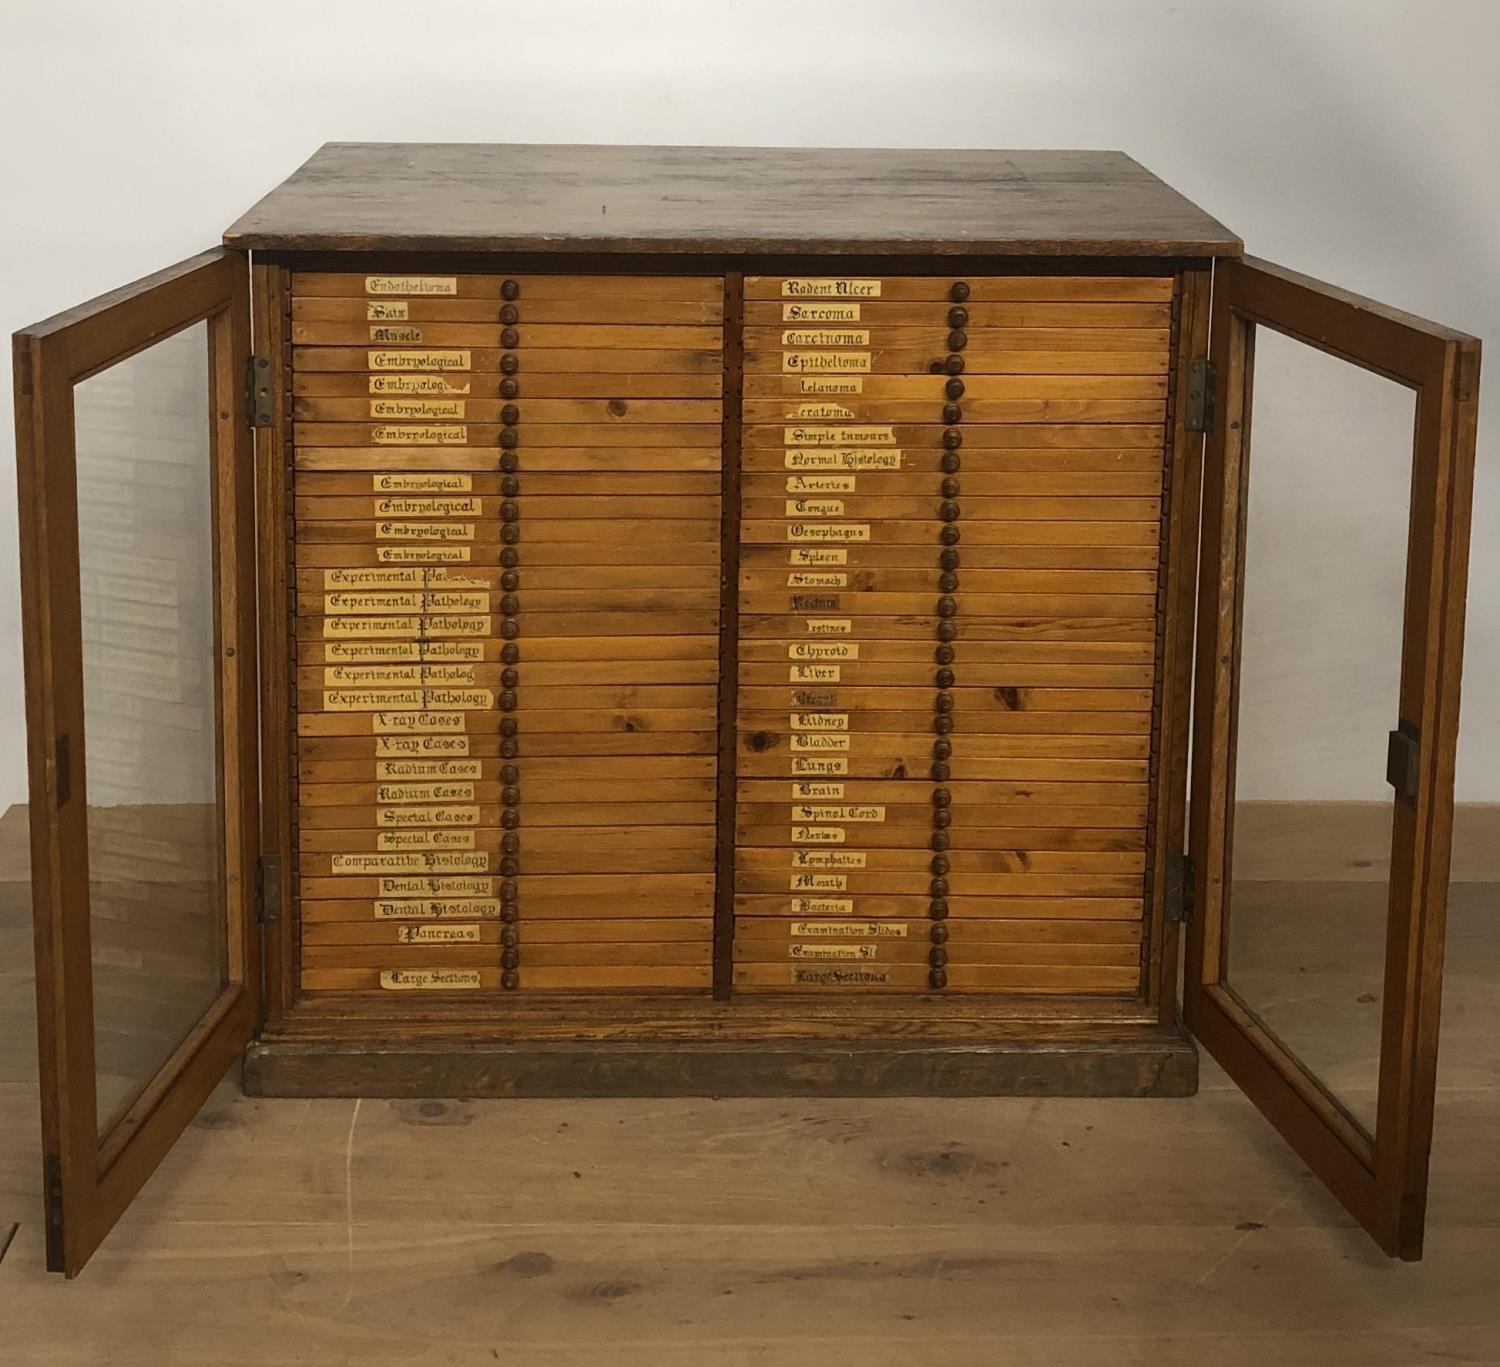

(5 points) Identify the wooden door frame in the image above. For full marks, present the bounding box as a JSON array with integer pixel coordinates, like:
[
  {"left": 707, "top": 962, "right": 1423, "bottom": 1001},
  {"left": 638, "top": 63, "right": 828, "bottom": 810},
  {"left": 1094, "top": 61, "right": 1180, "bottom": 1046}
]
[
  {"left": 14, "top": 249, "right": 261, "bottom": 1275},
  {"left": 1185, "top": 255, "right": 1480, "bottom": 1258}
]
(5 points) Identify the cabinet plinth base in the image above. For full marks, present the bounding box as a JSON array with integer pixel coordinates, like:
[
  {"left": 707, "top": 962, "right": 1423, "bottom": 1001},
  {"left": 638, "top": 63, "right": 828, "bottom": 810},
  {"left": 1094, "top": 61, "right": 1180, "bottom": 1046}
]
[{"left": 243, "top": 1027, "right": 1197, "bottom": 1099}]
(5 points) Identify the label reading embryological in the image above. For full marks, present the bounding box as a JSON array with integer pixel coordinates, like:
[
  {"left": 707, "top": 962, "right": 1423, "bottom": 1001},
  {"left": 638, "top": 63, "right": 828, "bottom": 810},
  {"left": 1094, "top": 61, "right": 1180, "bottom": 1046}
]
[
  {"left": 368, "top": 350, "right": 470, "bottom": 371},
  {"left": 370, "top": 399, "right": 467, "bottom": 420},
  {"left": 372, "top": 425, "right": 468, "bottom": 446},
  {"left": 374, "top": 472, "right": 473, "bottom": 493},
  {"left": 369, "top": 375, "right": 472, "bottom": 396}
]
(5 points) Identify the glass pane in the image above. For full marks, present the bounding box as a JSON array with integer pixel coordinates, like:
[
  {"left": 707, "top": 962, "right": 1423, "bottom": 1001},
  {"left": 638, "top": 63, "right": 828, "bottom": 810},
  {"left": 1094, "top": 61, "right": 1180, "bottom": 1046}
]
[
  {"left": 73, "top": 322, "right": 226, "bottom": 1141},
  {"left": 1223, "top": 325, "right": 1416, "bottom": 1139}
]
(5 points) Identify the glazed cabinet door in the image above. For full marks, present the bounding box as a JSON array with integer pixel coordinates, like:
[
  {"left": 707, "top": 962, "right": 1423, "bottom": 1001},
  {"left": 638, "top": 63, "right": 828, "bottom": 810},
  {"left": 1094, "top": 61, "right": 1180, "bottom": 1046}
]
[
  {"left": 13, "top": 250, "right": 261, "bottom": 1275},
  {"left": 1186, "top": 256, "right": 1480, "bottom": 1258}
]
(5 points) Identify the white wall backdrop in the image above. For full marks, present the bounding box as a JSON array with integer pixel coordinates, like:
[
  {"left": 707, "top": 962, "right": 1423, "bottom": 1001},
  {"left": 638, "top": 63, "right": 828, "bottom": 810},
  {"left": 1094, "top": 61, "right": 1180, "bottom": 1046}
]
[{"left": 0, "top": 0, "right": 1495, "bottom": 804}]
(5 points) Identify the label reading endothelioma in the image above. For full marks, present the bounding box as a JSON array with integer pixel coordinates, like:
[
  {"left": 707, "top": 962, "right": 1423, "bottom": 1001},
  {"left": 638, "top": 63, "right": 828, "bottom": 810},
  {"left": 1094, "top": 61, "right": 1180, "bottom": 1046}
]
[{"left": 365, "top": 276, "right": 458, "bottom": 296}]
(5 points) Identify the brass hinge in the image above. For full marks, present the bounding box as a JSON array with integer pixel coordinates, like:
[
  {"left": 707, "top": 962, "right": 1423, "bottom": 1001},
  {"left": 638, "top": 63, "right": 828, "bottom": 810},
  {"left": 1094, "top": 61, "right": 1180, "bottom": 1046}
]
[
  {"left": 245, "top": 354, "right": 273, "bottom": 429},
  {"left": 1165, "top": 852, "right": 1194, "bottom": 925},
  {"left": 255, "top": 854, "right": 282, "bottom": 924},
  {"left": 1185, "top": 359, "right": 1214, "bottom": 434},
  {"left": 1386, "top": 724, "right": 1421, "bottom": 806}
]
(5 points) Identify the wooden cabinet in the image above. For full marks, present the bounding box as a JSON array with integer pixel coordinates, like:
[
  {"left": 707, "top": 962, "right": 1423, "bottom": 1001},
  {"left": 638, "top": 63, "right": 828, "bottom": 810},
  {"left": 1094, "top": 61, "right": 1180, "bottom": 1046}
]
[{"left": 11, "top": 145, "right": 1481, "bottom": 1273}]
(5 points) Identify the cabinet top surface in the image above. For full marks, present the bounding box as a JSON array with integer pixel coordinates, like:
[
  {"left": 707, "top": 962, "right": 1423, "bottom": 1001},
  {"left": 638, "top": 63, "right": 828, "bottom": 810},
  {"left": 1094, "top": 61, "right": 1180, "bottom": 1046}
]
[{"left": 223, "top": 142, "right": 1242, "bottom": 257}]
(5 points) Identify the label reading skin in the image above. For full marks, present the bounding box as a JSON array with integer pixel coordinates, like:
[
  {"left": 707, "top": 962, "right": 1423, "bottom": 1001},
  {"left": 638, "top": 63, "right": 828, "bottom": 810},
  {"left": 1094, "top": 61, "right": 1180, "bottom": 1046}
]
[
  {"left": 790, "top": 943, "right": 878, "bottom": 960},
  {"left": 377, "top": 805, "right": 481, "bottom": 828},
  {"left": 375, "top": 735, "right": 472, "bottom": 757},
  {"left": 370, "top": 326, "right": 425, "bottom": 344},
  {"left": 798, "top": 377, "right": 864, "bottom": 395},
  {"left": 331, "top": 851, "right": 488, "bottom": 874},
  {"left": 375, "top": 760, "right": 483, "bottom": 781},
  {"left": 378, "top": 876, "right": 493, "bottom": 898},
  {"left": 378, "top": 546, "right": 473, "bottom": 564},
  {"left": 372, "top": 425, "right": 468, "bottom": 446},
  {"left": 367, "top": 301, "right": 410, "bottom": 320},
  {"left": 378, "top": 782, "right": 477, "bottom": 803},
  {"left": 396, "top": 924, "right": 482, "bottom": 943},
  {"left": 794, "top": 921, "right": 907, "bottom": 938},
  {"left": 781, "top": 279, "right": 882, "bottom": 298},
  {"left": 790, "top": 734, "right": 851, "bottom": 752},
  {"left": 786, "top": 524, "right": 869, "bottom": 543},
  {"left": 790, "top": 755, "right": 848, "bottom": 775},
  {"left": 792, "top": 782, "right": 845, "bottom": 800},
  {"left": 378, "top": 829, "right": 476, "bottom": 850},
  {"left": 791, "top": 849, "right": 867, "bottom": 868},
  {"left": 792, "top": 805, "right": 884, "bottom": 822},
  {"left": 365, "top": 276, "right": 459, "bottom": 296},
  {"left": 787, "top": 474, "right": 856, "bottom": 494},
  {"left": 789, "top": 664, "right": 841, "bottom": 683},
  {"left": 785, "top": 500, "right": 844, "bottom": 518},
  {"left": 790, "top": 872, "right": 848, "bottom": 890},
  {"left": 787, "top": 574, "right": 847, "bottom": 591},
  {"left": 782, "top": 352, "right": 871, "bottom": 375},
  {"left": 792, "top": 825, "right": 846, "bottom": 844},
  {"left": 373, "top": 711, "right": 466, "bottom": 734},
  {"left": 380, "top": 969, "right": 481, "bottom": 990},
  {"left": 782, "top": 329, "right": 870, "bottom": 347},
  {"left": 804, "top": 619, "right": 853, "bottom": 636},
  {"left": 375, "top": 472, "right": 474, "bottom": 493},
  {"left": 788, "top": 548, "right": 849, "bottom": 568},
  {"left": 369, "top": 394, "right": 468, "bottom": 418},
  {"left": 377, "top": 520, "right": 475, "bottom": 542},
  {"left": 789, "top": 898, "right": 855, "bottom": 915},
  {"left": 369, "top": 375, "right": 473, "bottom": 395},
  {"left": 785, "top": 449, "right": 902, "bottom": 471},
  {"left": 783, "top": 304, "right": 861, "bottom": 323},
  {"left": 368, "top": 350, "right": 471, "bottom": 371},
  {"left": 784, "top": 426, "right": 895, "bottom": 446}
]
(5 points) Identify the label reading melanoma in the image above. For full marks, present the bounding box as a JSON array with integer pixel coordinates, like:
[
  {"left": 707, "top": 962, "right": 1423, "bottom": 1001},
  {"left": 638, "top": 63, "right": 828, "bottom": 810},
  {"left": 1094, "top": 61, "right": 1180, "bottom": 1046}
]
[
  {"left": 379, "top": 969, "right": 481, "bottom": 990},
  {"left": 799, "top": 377, "right": 864, "bottom": 395},
  {"left": 369, "top": 375, "right": 472, "bottom": 395},
  {"left": 781, "top": 279, "right": 882, "bottom": 298},
  {"left": 786, "top": 524, "right": 869, "bottom": 543},
  {"left": 370, "top": 399, "right": 466, "bottom": 420},
  {"left": 783, "top": 304, "right": 861, "bottom": 322},
  {"left": 375, "top": 472, "right": 474, "bottom": 493},
  {"left": 365, "top": 276, "right": 458, "bottom": 296},
  {"left": 785, "top": 449, "right": 901, "bottom": 471},
  {"left": 782, "top": 352, "right": 871, "bottom": 374},
  {"left": 372, "top": 425, "right": 468, "bottom": 446},
  {"left": 396, "top": 924, "right": 482, "bottom": 943},
  {"left": 368, "top": 350, "right": 470, "bottom": 371}
]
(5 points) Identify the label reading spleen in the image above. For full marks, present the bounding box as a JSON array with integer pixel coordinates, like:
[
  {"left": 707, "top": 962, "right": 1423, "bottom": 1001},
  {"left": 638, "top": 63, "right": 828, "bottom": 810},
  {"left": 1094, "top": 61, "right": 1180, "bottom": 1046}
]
[{"left": 365, "top": 276, "right": 458, "bottom": 296}]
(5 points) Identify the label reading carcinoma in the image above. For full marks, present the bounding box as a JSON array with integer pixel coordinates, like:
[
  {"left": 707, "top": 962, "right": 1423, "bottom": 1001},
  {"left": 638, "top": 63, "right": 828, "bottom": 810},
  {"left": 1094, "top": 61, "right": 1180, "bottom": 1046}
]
[{"left": 780, "top": 279, "right": 882, "bottom": 298}]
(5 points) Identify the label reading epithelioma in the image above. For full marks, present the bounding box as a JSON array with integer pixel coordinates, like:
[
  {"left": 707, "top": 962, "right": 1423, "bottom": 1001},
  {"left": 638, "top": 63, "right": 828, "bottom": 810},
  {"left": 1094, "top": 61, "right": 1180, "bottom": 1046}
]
[
  {"left": 783, "top": 304, "right": 860, "bottom": 323},
  {"left": 379, "top": 969, "right": 481, "bottom": 990},
  {"left": 365, "top": 276, "right": 458, "bottom": 296},
  {"left": 369, "top": 351, "right": 470, "bottom": 371},
  {"left": 369, "top": 376, "right": 472, "bottom": 395},
  {"left": 374, "top": 472, "right": 474, "bottom": 493},
  {"left": 370, "top": 399, "right": 466, "bottom": 420},
  {"left": 781, "top": 279, "right": 882, "bottom": 298},
  {"left": 372, "top": 424, "right": 468, "bottom": 445},
  {"left": 782, "top": 352, "right": 871, "bottom": 374}
]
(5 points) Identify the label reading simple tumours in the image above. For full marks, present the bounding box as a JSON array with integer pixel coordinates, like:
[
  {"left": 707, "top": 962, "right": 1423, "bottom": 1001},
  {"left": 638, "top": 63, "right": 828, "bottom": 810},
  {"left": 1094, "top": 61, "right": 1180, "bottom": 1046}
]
[
  {"left": 396, "top": 924, "right": 482, "bottom": 943},
  {"left": 782, "top": 352, "right": 871, "bottom": 375},
  {"left": 374, "top": 472, "right": 474, "bottom": 494},
  {"left": 781, "top": 279, "right": 882, "bottom": 298},
  {"left": 782, "top": 329, "right": 870, "bottom": 347},
  {"left": 794, "top": 921, "right": 907, "bottom": 938},
  {"left": 379, "top": 969, "right": 481, "bottom": 991},
  {"left": 370, "top": 399, "right": 467, "bottom": 420},
  {"left": 370, "top": 375, "right": 472, "bottom": 396},
  {"left": 785, "top": 426, "right": 895, "bottom": 446},
  {"left": 367, "top": 301, "right": 410, "bottom": 320},
  {"left": 786, "top": 523, "right": 869, "bottom": 543},
  {"left": 365, "top": 276, "right": 458, "bottom": 296},
  {"left": 783, "top": 304, "right": 860, "bottom": 323},
  {"left": 372, "top": 425, "right": 468, "bottom": 446},
  {"left": 368, "top": 350, "right": 470, "bottom": 372},
  {"left": 377, "top": 520, "right": 475, "bottom": 541},
  {"left": 785, "top": 449, "right": 902, "bottom": 471}
]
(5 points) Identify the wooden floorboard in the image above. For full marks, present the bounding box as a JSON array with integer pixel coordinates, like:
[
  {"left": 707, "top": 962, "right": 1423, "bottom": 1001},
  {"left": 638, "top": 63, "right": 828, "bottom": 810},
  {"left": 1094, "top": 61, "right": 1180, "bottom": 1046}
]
[{"left": 0, "top": 801, "right": 1498, "bottom": 1362}]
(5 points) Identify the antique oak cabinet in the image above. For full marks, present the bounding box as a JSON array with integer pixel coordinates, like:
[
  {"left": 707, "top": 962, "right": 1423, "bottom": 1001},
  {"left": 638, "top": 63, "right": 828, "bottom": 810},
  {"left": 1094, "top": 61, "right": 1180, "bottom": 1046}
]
[{"left": 12, "top": 145, "right": 1480, "bottom": 1273}]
